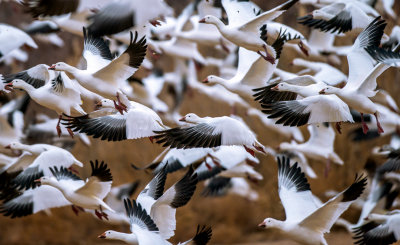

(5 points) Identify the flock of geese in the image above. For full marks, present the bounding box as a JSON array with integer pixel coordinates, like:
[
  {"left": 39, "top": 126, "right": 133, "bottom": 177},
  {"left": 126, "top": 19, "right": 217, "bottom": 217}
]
[{"left": 0, "top": 0, "right": 400, "bottom": 244}]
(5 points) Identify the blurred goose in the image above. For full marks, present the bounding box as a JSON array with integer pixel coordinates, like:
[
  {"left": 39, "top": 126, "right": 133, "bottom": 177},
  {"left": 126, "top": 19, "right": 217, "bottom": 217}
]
[
  {"left": 202, "top": 176, "right": 259, "bottom": 201},
  {"left": 353, "top": 211, "right": 400, "bottom": 245},
  {"left": 259, "top": 156, "right": 367, "bottom": 245},
  {"left": 36, "top": 160, "right": 114, "bottom": 220},
  {"left": 199, "top": 0, "right": 299, "bottom": 63},
  {"left": 153, "top": 113, "right": 266, "bottom": 156},
  {"left": 278, "top": 123, "right": 343, "bottom": 176},
  {"left": 0, "top": 23, "right": 37, "bottom": 62},
  {"left": 298, "top": 0, "right": 379, "bottom": 34},
  {"left": 6, "top": 73, "right": 86, "bottom": 137},
  {"left": 62, "top": 99, "right": 167, "bottom": 142},
  {"left": 49, "top": 28, "right": 147, "bottom": 113},
  {"left": 0, "top": 96, "right": 27, "bottom": 148},
  {"left": 319, "top": 17, "right": 388, "bottom": 134}
]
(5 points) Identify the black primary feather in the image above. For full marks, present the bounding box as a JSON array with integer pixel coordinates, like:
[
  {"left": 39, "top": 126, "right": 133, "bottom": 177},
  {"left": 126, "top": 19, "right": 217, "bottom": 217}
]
[
  {"left": 116, "top": 181, "right": 140, "bottom": 200},
  {"left": 253, "top": 83, "right": 297, "bottom": 104},
  {"left": 49, "top": 166, "right": 82, "bottom": 182},
  {"left": 12, "top": 166, "right": 44, "bottom": 190},
  {"left": 170, "top": 166, "right": 198, "bottom": 208},
  {"left": 90, "top": 160, "right": 112, "bottom": 182},
  {"left": 261, "top": 101, "right": 311, "bottom": 127},
  {"left": 277, "top": 156, "right": 311, "bottom": 192},
  {"left": 124, "top": 31, "right": 147, "bottom": 69},
  {"left": 202, "top": 177, "right": 232, "bottom": 197},
  {"left": 193, "top": 225, "right": 212, "bottom": 245},
  {"left": 341, "top": 174, "right": 367, "bottom": 202},
  {"left": 123, "top": 198, "right": 159, "bottom": 232},
  {"left": 4, "top": 71, "right": 46, "bottom": 89},
  {"left": 82, "top": 27, "right": 113, "bottom": 61}
]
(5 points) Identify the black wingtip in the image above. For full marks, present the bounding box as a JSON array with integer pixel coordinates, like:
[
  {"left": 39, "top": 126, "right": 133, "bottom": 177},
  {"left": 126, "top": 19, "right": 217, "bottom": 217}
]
[
  {"left": 90, "top": 160, "right": 112, "bottom": 182},
  {"left": 280, "top": 0, "right": 299, "bottom": 11},
  {"left": 171, "top": 166, "right": 198, "bottom": 208},
  {"left": 193, "top": 225, "right": 212, "bottom": 245},
  {"left": 277, "top": 156, "right": 311, "bottom": 192},
  {"left": 124, "top": 198, "right": 159, "bottom": 232},
  {"left": 342, "top": 174, "right": 367, "bottom": 202}
]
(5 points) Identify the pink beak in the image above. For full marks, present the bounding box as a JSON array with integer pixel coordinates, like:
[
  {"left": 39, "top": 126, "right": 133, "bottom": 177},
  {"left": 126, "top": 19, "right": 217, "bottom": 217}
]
[
  {"left": 319, "top": 89, "right": 325, "bottom": 94},
  {"left": 271, "top": 85, "right": 279, "bottom": 91},
  {"left": 202, "top": 78, "right": 209, "bottom": 83},
  {"left": 48, "top": 64, "right": 56, "bottom": 70},
  {"left": 34, "top": 179, "right": 41, "bottom": 183},
  {"left": 98, "top": 232, "right": 106, "bottom": 239},
  {"left": 4, "top": 83, "right": 13, "bottom": 91},
  {"left": 4, "top": 144, "right": 11, "bottom": 149},
  {"left": 179, "top": 117, "right": 186, "bottom": 122},
  {"left": 258, "top": 221, "right": 266, "bottom": 228},
  {"left": 199, "top": 18, "right": 206, "bottom": 23}
]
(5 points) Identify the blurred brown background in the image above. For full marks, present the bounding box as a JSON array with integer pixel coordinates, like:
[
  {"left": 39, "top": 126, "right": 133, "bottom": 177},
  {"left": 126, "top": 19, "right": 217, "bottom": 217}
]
[{"left": 1, "top": 0, "right": 400, "bottom": 244}]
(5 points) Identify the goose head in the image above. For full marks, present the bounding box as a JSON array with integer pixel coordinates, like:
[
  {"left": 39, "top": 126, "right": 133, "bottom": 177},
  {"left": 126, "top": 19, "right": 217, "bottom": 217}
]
[
  {"left": 35, "top": 176, "right": 58, "bottom": 186},
  {"left": 9, "top": 79, "right": 31, "bottom": 91},
  {"left": 5, "top": 142, "right": 24, "bottom": 150},
  {"left": 271, "top": 82, "right": 291, "bottom": 92},
  {"left": 179, "top": 113, "right": 202, "bottom": 123},
  {"left": 258, "top": 218, "right": 281, "bottom": 229},
  {"left": 98, "top": 230, "right": 115, "bottom": 239},
  {"left": 49, "top": 62, "right": 70, "bottom": 71},
  {"left": 319, "top": 86, "right": 340, "bottom": 95},
  {"left": 199, "top": 15, "right": 223, "bottom": 27},
  {"left": 203, "top": 75, "right": 224, "bottom": 84},
  {"left": 97, "top": 99, "right": 116, "bottom": 108}
]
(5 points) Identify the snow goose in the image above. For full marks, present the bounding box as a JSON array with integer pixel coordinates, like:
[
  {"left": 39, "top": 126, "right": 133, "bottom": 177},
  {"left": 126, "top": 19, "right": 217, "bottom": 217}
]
[
  {"left": 153, "top": 113, "right": 266, "bottom": 156},
  {"left": 290, "top": 58, "right": 347, "bottom": 86},
  {"left": 11, "top": 147, "right": 83, "bottom": 190},
  {"left": 202, "top": 176, "right": 259, "bottom": 201},
  {"left": 0, "top": 184, "right": 71, "bottom": 218},
  {"left": 297, "top": 0, "right": 379, "bottom": 34},
  {"left": 353, "top": 211, "right": 400, "bottom": 245},
  {"left": 36, "top": 160, "right": 113, "bottom": 220},
  {"left": 258, "top": 156, "right": 367, "bottom": 245},
  {"left": 0, "top": 96, "right": 27, "bottom": 148},
  {"left": 7, "top": 72, "right": 86, "bottom": 137},
  {"left": 199, "top": 0, "right": 299, "bottom": 64},
  {"left": 49, "top": 28, "right": 147, "bottom": 113},
  {"left": 0, "top": 23, "right": 37, "bottom": 62},
  {"left": 177, "top": 225, "right": 212, "bottom": 245},
  {"left": 98, "top": 199, "right": 169, "bottom": 245},
  {"left": 62, "top": 99, "right": 167, "bottom": 142},
  {"left": 278, "top": 123, "right": 344, "bottom": 176},
  {"left": 24, "top": 20, "right": 64, "bottom": 47},
  {"left": 319, "top": 18, "right": 391, "bottom": 134},
  {"left": 86, "top": 0, "right": 173, "bottom": 36},
  {"left": 136, "top": 166, "right": 198, "bottom": 239},
  {"left": 203, "top": 29, "right": 289, "bottom": 99}
]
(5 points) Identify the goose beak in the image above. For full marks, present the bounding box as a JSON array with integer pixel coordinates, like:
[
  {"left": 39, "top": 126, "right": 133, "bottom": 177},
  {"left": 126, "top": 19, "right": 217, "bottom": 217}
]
[
  {"left": 179, "top": 116, "right": 186, "bottom": 122},
  {"left": 48, "top": 65, "right": 56, "bottom": 70},
  {"left": 319, "top": 89, "right": 325, "bottom": 94},
  {"left": 202, "top": 78, "right": 209, "bottom": 83},
  {"left": 4, "top": 144, "right": 11, "bottom": 149},
  {"left": 34, "top": 179, "right": 41, "bottom": 183},
  {"left": 95, "top": 101, "right": 102, "bottom": 107},
  {"left": 199, "top": 18, "right": 206, "bottom": 23},
  {"left": 271, "top": 85, "right": 279, "bottom": 91},
  {"left": 98, "top": 232, "right": 106, "bottom": 239},
  {"left": 258, "top": 221, "right": 266, "bottom": 228},
  {"left": 4, "top": 83, "right": 13, "bottom": 91}
]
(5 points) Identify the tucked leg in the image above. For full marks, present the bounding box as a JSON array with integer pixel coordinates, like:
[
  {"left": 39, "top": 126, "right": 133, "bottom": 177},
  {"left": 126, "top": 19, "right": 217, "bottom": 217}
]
[
  {"left": 56, "top": 115, "right": 62, "bottom": 137},
  {"left": 360, "top": 113, "right": 369, "bottom": 134},
  {"left": 374, "top": 112, "right": 384, "bottom": 134}
]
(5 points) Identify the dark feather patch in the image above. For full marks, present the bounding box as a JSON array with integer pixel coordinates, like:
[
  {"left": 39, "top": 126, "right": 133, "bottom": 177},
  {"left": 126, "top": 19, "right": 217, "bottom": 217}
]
[
  {"left": 62, "top": 114, "right": 127, "bottom": 142},
  {"left": 51, "top": 72, "right": 64, "bottom": 93},
  {"left": 357, "top": 17, "right": 386, "bottom": 49},
  {"left": 193, "top": 225, "right": 212, "bottom": 245},
  {"left": 116, "top": 181, "right": 140, "bottom": 200},
  {"left": 298, "top": 11, "right": 352, "bottom": 34},
  {"left": 277, "top": 156, "right": 311, "bottom": 192},
  {"left": 261, "top": 100, "right": 310, "bottom": 127},
  {"left": 366, "top": 46, "right": 400, "bottom": 66},
  {"left": 253, "top": 83, "right": 297, "bottom": 104},
  {"left": 202, "top": 177, "right": 232, "bottom": 197},
  {"left": 124, "top": 198, "right": 159, "bottom": 232},
  {"left": 353, "top": 221, "right": 397, "bottom": 245},
  {"left": 153, "top": 124, "right": 222, "bottom": 149},
  {"left": 279, "top": 0, "right": 299, "bottom": 11},
  {"left": 82, "top": 27, "right": 113, "bottom": 61},
  {"left": 90, "top": 160, "right": 112, "bottom": 182},
  {"left": 349, "top": 127, "right": 380, "bottom": 141},
  {"left": 87, "top": 2, "right": 135, "bottom": 37},
  {"left": 144, "top": 164, "right": 167, "bottom": 200},
  {"left": 0, "top": 186, "right": 33, "bottom": 218},
  {"left": 342, "top": 174, "right": 367, "bottom": 202},
  {"left": 124, "top": 32, "right": 147, "bottom": 69},
  {"left": 171, "top": 166, "right": 198, "bottom": 208},
  {"left": 50, "top": 166, "right": 82, "bottom": 182},
  {"left": 197, "top": 166, "right": 226, "bottom": 182},
  {"left": 12, "top": 166, "right": 44, "bottom": 190},
  {"left": 23, "top": 0, "right": 79, "bottom": 18},
  {"left": 0, "top": 170, "right": 22, "bottom": 191}
]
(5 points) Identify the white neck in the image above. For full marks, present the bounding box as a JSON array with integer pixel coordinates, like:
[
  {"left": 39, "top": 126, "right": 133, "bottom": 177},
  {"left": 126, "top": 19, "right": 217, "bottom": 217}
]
[{"left": 107, "top": 232, "right": 138, "bottom": 244}]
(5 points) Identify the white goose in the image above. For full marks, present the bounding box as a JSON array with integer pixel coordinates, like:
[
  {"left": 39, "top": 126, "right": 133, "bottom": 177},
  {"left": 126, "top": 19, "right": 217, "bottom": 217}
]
[
  {"left": 203, "top": 176, "right": 259, "bottom": 201},
  {"left": 49, "top": 28, "right": 147, "bottom": 113},
  {"left": 62, "top": 99, "right": 167, "bottom": 142},
  {"left": 278, "top": 123, "right": 344, "bottom": 176},
  {"left": 6, "top": 73, "right": 86, "bottom": 136},
  {"left": 36, "top": 160, "right": 114, "bottom": 220},
  {"left": 153, "top": 113, "right": 266, "bottom": 156},
  {"left": 319, "top": 17, "right": 390, "bottom": 134},
  {"left": 259, "top": 156, "right": 367, "bottom": 245},
  {"left": 199, "top": 0, "right": 299, "bottom": 63},
  {"left": 0, "top": 23, "right": 37, "bottom": 62}
]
